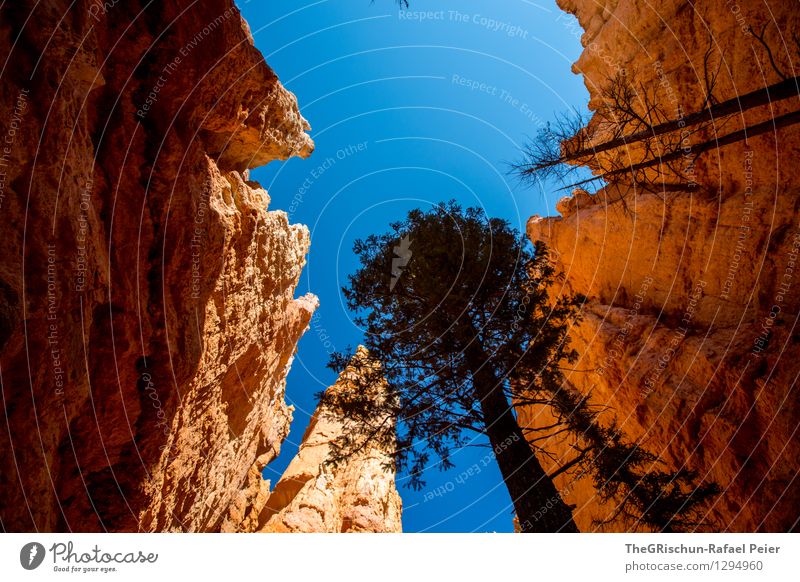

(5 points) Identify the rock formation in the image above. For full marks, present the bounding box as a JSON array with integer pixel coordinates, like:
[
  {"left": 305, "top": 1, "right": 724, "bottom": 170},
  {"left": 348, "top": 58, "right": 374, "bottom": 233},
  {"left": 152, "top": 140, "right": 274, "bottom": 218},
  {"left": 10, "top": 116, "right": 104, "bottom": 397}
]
[
  {"left": 3, "top": 0, "right": 794, "bottom": 536},
  {"left": 0, "top": 0, "right": 320, "bottom": 532},
  {"left": 254, "top": 348, "right": 403, "bottom": 533},
  {"left": 524, "top": 0, "right": 800, "bottom": 531}
]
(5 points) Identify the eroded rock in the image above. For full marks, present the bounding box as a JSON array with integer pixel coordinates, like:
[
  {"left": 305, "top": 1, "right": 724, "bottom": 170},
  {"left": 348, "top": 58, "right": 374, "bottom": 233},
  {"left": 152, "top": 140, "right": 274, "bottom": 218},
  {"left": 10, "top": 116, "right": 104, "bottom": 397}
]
[
  {"left": 522, "top": 0, "right": 800, "bottom": 531},
  {"left": 0, "top": 0, "right": 315, "bottom": 532},
  {"left": 256, "top": 348, "right": 403, "bottom": 533}
]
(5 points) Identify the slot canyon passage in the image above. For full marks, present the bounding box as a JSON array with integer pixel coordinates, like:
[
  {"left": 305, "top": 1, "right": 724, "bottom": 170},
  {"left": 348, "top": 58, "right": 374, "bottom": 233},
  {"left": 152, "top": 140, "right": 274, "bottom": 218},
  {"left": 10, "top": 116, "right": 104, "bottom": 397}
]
[{"left": 0, "top": 0, "right": 798, "bottom": 534}]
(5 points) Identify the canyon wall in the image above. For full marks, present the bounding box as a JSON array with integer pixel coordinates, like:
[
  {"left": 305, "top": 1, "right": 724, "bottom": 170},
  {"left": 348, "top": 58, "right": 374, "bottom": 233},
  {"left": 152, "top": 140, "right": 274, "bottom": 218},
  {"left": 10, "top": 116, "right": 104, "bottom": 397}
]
[
  {"left": 523, "top": 0, "right": 799, "bottom": 531},
  {"left": 0, "top": 0, "right": 323, "bottom": 532},
  {"left": 250, "top": 349, "right": 402, "bottom": 533}
]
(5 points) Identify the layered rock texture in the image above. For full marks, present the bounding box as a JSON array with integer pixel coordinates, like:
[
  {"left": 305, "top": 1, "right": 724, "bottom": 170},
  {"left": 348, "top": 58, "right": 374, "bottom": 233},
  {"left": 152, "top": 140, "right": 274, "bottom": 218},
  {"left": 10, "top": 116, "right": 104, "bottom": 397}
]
[
  {"left": 253, "top": 349, "right": 402, "bottom": 533},
  {"left": 0, "top": 0, "right": 324, "bottom": 532},
  {"left": 524, "top": 0, "right": 800, "bottom": 531}
]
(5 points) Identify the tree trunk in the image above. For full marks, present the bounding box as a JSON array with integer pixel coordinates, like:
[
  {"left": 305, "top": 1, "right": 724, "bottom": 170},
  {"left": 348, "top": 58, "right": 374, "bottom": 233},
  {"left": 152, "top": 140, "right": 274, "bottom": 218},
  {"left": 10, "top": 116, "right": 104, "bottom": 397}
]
[
  {"left": 559, "top": 75, "right": 800, "bottom": 166},
  {"left": 563, "top": 108, "right": 800, "bottom": 191},
  {"left": 466, "top": 344, "right": 579, "bottom": 533}
]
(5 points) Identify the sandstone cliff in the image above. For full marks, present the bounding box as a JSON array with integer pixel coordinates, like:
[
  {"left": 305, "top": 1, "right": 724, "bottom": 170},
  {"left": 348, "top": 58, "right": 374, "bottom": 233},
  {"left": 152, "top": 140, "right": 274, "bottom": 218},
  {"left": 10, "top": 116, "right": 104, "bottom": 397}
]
[
  {"left": 253, "top": 349, "right": 403, "bottom": 533},
  {"left": 524, "top": 0, "right": 800, "bottom": 531},
  {"left": 0, "top": 0, "right": 317, "bottom": 532}
]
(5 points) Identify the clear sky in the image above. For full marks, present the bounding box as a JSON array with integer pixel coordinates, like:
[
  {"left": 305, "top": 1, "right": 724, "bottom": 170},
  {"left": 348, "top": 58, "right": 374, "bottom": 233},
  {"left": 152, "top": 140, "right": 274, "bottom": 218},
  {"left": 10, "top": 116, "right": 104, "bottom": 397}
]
[{"left": 237, "top": 0, "right": 589, "bottom": 532}]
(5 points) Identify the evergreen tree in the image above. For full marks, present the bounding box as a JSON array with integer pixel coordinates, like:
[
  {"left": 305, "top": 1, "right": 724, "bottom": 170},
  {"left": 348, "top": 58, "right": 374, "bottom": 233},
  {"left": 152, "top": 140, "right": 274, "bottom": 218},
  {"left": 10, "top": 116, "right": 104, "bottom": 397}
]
[{"left": 322, "top": 201, "right": 717, "bottom": 532}]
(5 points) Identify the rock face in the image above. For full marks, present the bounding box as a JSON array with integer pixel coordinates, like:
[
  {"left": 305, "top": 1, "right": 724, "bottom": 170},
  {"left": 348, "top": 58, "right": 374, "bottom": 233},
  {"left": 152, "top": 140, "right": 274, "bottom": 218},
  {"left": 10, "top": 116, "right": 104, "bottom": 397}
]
[
  {"left": 0, "top": 0, "right": 318, "bottom": 532},
  {"left": 524, "top": 1, "right": 800, "bottom": 531},
  {"left": 255, "top": 349, "right": 403, "bottom": 533}
]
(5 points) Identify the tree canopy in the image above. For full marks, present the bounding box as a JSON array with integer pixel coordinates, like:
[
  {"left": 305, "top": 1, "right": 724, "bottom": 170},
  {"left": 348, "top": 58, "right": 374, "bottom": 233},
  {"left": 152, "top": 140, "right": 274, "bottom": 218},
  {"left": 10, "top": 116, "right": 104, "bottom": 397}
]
[{"left": 322, "top": 201, "right": 718, "bottom": 532}]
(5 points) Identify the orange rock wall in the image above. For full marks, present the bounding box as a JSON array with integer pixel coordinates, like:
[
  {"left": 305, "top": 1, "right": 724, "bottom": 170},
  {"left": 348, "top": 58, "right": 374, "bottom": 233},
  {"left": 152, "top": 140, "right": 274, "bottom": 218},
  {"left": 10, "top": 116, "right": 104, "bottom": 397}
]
[
  {"left": 256, "top": 352, "right": 402, "bottom": 533},
  {"left": 0, "top": 0, "right": 315, "bottom": 532},
  {"left": 523, "top": 0, "right": 800, "bottom": 531}
]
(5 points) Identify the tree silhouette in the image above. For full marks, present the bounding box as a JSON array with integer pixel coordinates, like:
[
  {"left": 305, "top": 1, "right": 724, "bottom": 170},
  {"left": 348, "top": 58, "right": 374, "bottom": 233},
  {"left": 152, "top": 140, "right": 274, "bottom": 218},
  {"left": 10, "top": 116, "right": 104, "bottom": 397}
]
[
  {"left": 321, "top": 202, "right": 719, "bottom": 532},
  {"left": 518, "top": 382, "right": 720, "bottom": 532}
]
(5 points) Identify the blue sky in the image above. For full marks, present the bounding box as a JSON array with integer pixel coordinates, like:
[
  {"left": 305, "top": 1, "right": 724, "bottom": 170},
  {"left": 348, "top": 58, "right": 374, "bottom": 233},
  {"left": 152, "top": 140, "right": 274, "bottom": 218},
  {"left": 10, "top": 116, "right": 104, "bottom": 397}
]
[{"left": 237, "top": 0, "right": 589, "bottom": 532}]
